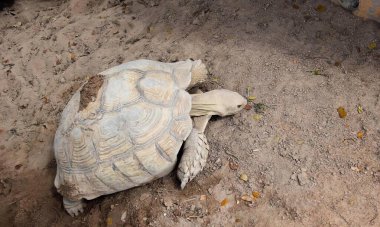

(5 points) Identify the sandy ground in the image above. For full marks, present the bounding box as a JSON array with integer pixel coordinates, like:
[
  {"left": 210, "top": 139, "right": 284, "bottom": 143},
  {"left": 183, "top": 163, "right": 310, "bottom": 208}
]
[{"left": 0, "top": 0, "right": 379, "bottom": 226}]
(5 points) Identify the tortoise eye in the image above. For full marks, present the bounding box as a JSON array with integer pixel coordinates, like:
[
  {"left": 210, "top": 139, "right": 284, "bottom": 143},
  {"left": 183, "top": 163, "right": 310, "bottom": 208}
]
[{"left": 237, "top": 105, "right": 242, "bottom": 108}]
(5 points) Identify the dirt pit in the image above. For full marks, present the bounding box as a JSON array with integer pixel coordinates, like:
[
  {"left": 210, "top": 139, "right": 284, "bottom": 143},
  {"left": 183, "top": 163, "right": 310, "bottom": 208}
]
[{"left": 0, "top": 0, "right": 379, "bottom": 226}]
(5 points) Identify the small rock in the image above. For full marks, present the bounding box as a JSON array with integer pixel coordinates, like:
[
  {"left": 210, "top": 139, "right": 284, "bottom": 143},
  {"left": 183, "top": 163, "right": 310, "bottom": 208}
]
[
  {"left": 163, "top": 198, "right": 173, "bottom": 208},
  {"left": 351, "top": 166, "right": 360, "bottom": 172},
  {"left": 140, "top": 193, "right": 151, "bottom": 201},
  {"left": 190, "top": 204, "right": 196, "bottom": 211},
  {"left": 240, "top": 173, "right": 248, "bottom": 182},
  {"left": 121, "top": 211, "right": 127, "bottom": 223},
  {"left": 215, "top": 158, "right": 221, "bottom": 164},
  {"left": 13, "top": 22, "right": 22, "bottom": 27},
  {"left": 59, "top": 77, "right": 66, "bottom": 83},
  {"left": 297, "top": 172, "right": 309, "bottom": 186},
  {"left": 208, "top": 188, "right": 213, "bottom": 194},
  {"left": 192, "top": 18, "right": 200, "bottom": 25},
  {"left": 290, "top": 173, "right": 297, "bottom": 180},
  {"left": 143, "top": 217, "right": 147, "bottom": 221}
]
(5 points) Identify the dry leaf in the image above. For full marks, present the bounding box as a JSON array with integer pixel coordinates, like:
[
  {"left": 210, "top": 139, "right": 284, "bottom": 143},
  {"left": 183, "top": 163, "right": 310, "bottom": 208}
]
[
  {"left": 368, "top": 41, "right": 377, "bottom": 50},
  {"left": 337, "top": 107, "right": 347, "bottom": 118},
  {"left": 357, "top": 105, "right": 363, "bottom": 114},
  {"left": 315, "top": 4, "right": 326, "bottom": 12},
  {"left": 312, "top": 69, "right": 321, "bottom": 75},
  {"left": 241, "top": 194, "right": 253, "bottom": 202},
  {"left": 247, "top": 96, "right": 256, "bottom": 102},
  {"left": 211, "top": 77, "right": 219, "bottom": 82},
  {"left": 240, "top": 173, "right": 248, "bottom": 182},
  {"left": 229, "top": 161, "right": 239, "bottom": 170},
  {"left": 357, "top": 131, "right": 364, "bottom": 139},
  {"left": 252, "top": 191, "right": 260, "bottom": 199},
  {"left": 334, "top": 61, "right": 341, "bottom": 67},
  {"left": 107, "top": 217, "right": 112, "bottom": 226},
  {"left": 244, "top": 104, "right": 252, "bottom": 110},
  {"left": 220, "top": 198, "right": 229, "bottom": 206},
  {"left": 42, "top": 96, "right": 50, "bottom": 104},
  {"left": 351, "top": 166, "right": 360, "bottom": 172},
  {"left": 252, "top": 114, "right": 262, "bottom": 121},
  {"left": 200, "top": 195, "right": 207, "bottom": 201},
  {"left": 68, "top": 52, "right": 76, "bottom": 62}
]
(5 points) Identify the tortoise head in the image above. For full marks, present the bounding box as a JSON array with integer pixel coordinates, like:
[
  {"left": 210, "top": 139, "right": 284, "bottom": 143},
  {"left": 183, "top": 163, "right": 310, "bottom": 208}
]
[{"left": 190, "top": 89, "right": 247, "bottom": 117}]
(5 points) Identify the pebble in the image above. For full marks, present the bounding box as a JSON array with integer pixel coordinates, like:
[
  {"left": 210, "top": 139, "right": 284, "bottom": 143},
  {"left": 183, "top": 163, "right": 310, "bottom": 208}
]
[
  {"left": 121, "top": 211, "right": 127, "bottom": 223},
  {"left": 59, "top": 77, "right": 66, "bottom": 83},
  {"left": 163, "top": 198, "right": 173, "bottom": 208},
  {"left": 192, "top": 18, "right": 200, "bottom": 25},
  {"left": 140, "top": 193, "right": 151, "bottom": 201},
  {"left": 297, "top": 172, "right": 309, "bottom": 186}
]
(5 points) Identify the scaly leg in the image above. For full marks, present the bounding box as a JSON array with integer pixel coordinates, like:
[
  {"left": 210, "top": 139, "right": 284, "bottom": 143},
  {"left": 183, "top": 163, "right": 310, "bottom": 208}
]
[{"left": 63, "top": 198, "right": 85, "bottom": 217}]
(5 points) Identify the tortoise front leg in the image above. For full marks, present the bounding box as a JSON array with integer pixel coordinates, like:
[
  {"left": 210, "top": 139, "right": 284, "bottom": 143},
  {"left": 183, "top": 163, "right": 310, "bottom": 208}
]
[
  {"left": 177, "top": 114, "right": 211, "bottom": 189},
  {"left": 63, "top": 197, "right": 85, "bottom": 217}
]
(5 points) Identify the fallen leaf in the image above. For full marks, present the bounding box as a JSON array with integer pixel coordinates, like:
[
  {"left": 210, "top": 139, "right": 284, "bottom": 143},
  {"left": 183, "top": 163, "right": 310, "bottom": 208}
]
[
  {"left": 357, "top": 131, "right": 364, "bottom": 139},
  {"left": 252, "top": 114, "right": 262, "bottom": 121},
  {"left": 220, "top": 198, "right": 229, "bottom": 206},
  {"left": 252, "top": 191, "right": 260, "bottom": 199},
  {"left": 247, "top": 96, "right": 256, "bottom": 102},
  {"left": 211, "top": 77, "right": 219, "bottom": 82},
  {"left": 240, "top": 173, "right": 248, "bottom": 182},
  {"left": 351, "top": 166, "right": 360, "bottom": 172},
  {"left": 308, "top": 69, "right": 324, "bottom": 75},
  {"left": 68, "top": 52, "right": 76, "bottom": 62},
  {"left": 200, "top": 195, "right": 207, "bottom": 201},
  {"left": 107, "top": 217, "right": 112, "bottom": 226},
  {"left": 337, "top": 107, "right": 347, "bottom": 118},
  {"left": 357, "top": 105, "right": 363, "bottom": 114},
  {"left": 42, "top": 96, "right": 50, "bottom": 104},
  {"left": 315, "top": 4, "right": 326, "bottom": 12},
  {"left": 244, "top": 104, "right": 252, "bottom": 110},
  {"left": 229, "top": 161, "right": 239, "bottom": 170},
  {"left": 241, "top": 194, "right": 253, "bottom": 202},
  {"left": 334, "top": 61, "right": 341, "bottom": 67},
  {"left": 368, "top": 41, "right": 377, "bottom": 50}
]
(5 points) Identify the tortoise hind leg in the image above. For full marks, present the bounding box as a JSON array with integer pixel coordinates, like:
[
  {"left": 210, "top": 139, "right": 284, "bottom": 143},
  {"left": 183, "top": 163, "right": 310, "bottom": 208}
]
[{"left": 63, "top": 198, "right": 85, "bottom": 217}]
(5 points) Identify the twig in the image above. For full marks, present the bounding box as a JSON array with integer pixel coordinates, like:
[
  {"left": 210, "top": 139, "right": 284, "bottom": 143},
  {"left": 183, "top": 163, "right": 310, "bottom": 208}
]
[{"left": 224, "top": 149, "right": 239, "bottom": 162}]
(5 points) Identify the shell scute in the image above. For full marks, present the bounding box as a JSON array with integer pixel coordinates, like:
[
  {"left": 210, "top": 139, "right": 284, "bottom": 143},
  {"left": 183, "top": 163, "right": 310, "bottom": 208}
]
[
  {"left": 69, "top": 127, "right": 97, "bottom": 170},
  {"left": 93, "top": 114, "right": 133, "bottom": 160},
  {"left": 121, "top": 102, "right": 171, "bottom": 145},
  {"left": 101, "top": 70, "right": 142, "bottom": 111},
  {"left": 134, "top": 144, "right": 174, "bottom": 177},
  {"left": 138, "top": 71, "right": 176, "bottom": 106},
  {"left": 112, "top": 155, "right": 154, "bottom": 185}
]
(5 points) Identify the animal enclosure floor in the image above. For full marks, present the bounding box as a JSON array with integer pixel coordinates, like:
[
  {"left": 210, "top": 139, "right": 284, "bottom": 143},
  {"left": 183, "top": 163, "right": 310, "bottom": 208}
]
[{"left": 0, "top": 0, "right": 379, "bottom": 226}]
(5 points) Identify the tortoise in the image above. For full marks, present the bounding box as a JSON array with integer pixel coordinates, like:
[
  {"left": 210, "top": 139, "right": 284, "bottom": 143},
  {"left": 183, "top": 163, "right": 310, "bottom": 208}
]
[{"left": 54, "top": 59, "right": 247, "bottom": 216}]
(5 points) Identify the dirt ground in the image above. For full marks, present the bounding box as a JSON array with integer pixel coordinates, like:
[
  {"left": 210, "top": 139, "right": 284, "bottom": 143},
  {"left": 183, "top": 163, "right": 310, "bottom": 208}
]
[{"left": 0, "top": 0, "right": 379, "bottom": 226}]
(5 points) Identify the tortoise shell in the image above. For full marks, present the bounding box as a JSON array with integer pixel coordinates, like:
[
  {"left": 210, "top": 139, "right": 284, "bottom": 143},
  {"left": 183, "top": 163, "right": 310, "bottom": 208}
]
[{"left": 54, "top": 60, "right": 198, "bottom": 200}]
